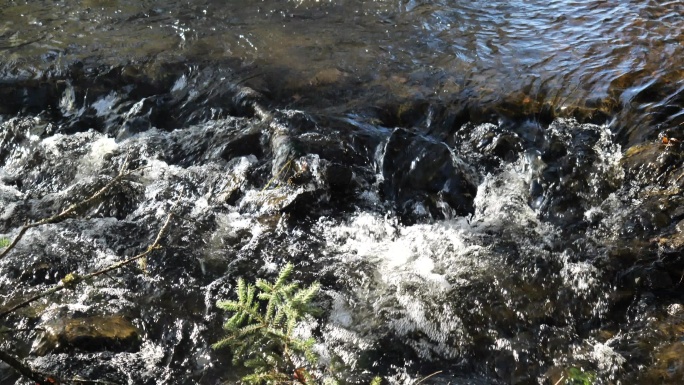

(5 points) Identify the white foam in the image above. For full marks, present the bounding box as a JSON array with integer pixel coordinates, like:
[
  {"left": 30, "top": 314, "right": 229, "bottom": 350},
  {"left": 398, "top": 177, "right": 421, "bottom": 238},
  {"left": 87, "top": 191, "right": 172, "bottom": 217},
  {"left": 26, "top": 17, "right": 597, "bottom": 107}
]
[
  {"left": 171, "top": 75, "right": 187, "bottom": 93},
  {"left": 91, "top": 92, "right": 119, "bottom": 117},
  {"left": 590, "top": 340, "right": 625, "bottom": 372},
  {"left": 79, "top": 136, "right": 119, "bottom": 176},
  {"left": 560, "top": 251, "right": 599, "bottom": 297}
]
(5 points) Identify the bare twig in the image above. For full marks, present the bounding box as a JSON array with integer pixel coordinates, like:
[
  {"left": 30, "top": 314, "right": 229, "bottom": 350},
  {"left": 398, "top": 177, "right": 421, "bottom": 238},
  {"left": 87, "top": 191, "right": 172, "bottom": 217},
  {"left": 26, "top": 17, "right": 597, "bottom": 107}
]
[
  {"left": 86, "top": 210, "right": 174, "bottom": 280},
  {"left": 0, "top": 349, "right": 122, "bottom": 385},
  {"left": 0, "top": 155, "right": 168, "bottom": 384},
  {"left": 414, "top": 370, "right": 443, "bottom": 385},
  {"left": 0, "top": 164, "right": 147, "bottom": 261},
  {"left": 0, "top": 284, "right": 68, "bottom": 319},
  {"left": 0, "top": 210, "right": 174, "bottom": 319},
  {"left": 260, "top": 158, "right": 293, "bottom": 193},
  {"left": 0, "top": 327, "right": 45, "bottom": 333},
  {"left": 0, "top": 349, "right": 53, "bottom": 385},
  {"left": 68, "top": 377, "right": 121, "bottom": 384}
]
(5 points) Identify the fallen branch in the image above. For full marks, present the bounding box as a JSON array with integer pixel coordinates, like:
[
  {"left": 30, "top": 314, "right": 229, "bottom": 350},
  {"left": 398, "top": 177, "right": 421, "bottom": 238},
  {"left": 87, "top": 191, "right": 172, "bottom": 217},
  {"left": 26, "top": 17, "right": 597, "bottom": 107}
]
[
  {"left": 0, "top": 327, "right": 45, "bottom": 333},
  {"left": 0, "top": 348, "right": 123, "bottom": 385},
  {"left": 0, "top": 162, "right": 147, "bottom": 261},
  {"left": 68, "top": 377, "right": 120, "bottom": 384},
  {"left": 0, "top": 210, "right": 174, "bottom": 319},
  {"left": 0, "top": 209, "right": 174, "bottom": 384},
  {"left": 0, "top": 349, "right": 53, "bottom": 385},
  {"left": 414, "top": 370, "right": 443, "bottom": 385},
  {"left": 0, "top": 156, "right": 173, "bottom": 385}
]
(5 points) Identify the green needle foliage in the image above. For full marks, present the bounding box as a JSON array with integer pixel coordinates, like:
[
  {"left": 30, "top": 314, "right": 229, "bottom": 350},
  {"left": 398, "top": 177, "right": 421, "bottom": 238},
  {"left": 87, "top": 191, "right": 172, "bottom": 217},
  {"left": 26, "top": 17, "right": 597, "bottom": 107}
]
[
  {"left": 566, "top": 367, "right": 596, "bottom": 385},
  {"left": 0, "top": 238, "right": 10, "bottom": 248},
  {"left": 213, "top": 263, "right": 321, "bottom": 384}
]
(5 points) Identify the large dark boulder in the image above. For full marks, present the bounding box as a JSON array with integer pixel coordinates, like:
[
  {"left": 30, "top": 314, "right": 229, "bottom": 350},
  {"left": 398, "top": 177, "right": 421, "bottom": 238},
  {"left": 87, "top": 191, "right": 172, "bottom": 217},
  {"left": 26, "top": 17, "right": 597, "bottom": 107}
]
[{"left": 381, "top": 128, "right": 477, "bottom": 222}]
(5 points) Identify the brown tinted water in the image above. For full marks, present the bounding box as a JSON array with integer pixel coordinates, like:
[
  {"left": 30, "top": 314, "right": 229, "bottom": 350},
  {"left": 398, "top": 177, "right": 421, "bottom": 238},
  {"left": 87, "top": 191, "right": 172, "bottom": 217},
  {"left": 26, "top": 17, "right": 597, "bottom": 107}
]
[{"left": 1, "top": 0, "right": 682, "bottom": 143}]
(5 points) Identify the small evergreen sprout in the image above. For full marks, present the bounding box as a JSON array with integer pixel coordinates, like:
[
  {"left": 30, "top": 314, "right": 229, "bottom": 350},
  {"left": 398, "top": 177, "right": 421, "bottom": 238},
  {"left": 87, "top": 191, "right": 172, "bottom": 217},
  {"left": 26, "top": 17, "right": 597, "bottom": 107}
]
[
  {"left": 213, "top": 263, "right": 321, "bottom": 384},
  {"left": 0, "top": 238, "right": 10, "bottom": 248},
  {"left": 566, "top": 367, "right": 596, "bottom": 385}
]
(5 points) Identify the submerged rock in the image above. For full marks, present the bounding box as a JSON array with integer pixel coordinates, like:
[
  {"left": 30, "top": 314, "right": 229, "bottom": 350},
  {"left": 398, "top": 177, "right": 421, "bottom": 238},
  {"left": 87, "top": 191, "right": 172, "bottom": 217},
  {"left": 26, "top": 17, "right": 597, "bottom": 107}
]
[
  {"left": 381, "top": 128, "right": 477, "bottom": 222},
  {"left": 622, "top": 141, "right": 684, "bottom": 189},
  {"left": 32, "top": 315, "right": 140, "bottom": 356}
]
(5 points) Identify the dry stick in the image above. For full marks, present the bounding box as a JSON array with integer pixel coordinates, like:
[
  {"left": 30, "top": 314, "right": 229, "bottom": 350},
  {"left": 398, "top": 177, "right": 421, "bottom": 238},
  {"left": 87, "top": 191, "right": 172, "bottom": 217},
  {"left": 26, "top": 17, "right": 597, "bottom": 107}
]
[
  {"left": 0, "top": 349, "right": 121, "bottom": 385},
  {"left": 260, "top": 158, "right": 293, "bottom": 193},
  {"left": 68, "top": 378, "right": 120, "bottom": 385},
  {"left": 414, "top": 370, "right": 443, "bottom": 385},
  {"left": 0, "top": 210, "right": 174, "bottom": 319},
  {"left": 0, "top": 350, "right": 52, "bottom": 385},
  {"left": 0, "top": 165, "right": 147, "bottom": 261},
  {"left": 553, "top": 374, "right": 566, "bottom": 385},
  {"left": 0, "top": 327, "right": 45, "bottom": 333},
  {"left": 0, "top": 204, "right": 171, "bottom": 385},
  {"left": 0, "top": 157, "right": 159, "bottom": 384}
]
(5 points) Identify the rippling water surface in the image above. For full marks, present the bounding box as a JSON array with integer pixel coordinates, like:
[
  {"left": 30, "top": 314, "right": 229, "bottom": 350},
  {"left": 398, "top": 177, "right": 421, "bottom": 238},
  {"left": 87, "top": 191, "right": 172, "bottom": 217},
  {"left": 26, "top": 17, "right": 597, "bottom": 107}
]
[
  {"left": 1, "top": 0, "right": 683, "bottom": 140},
  {"left": 1, "top": 1, "right": 684, "bottom": 385}
]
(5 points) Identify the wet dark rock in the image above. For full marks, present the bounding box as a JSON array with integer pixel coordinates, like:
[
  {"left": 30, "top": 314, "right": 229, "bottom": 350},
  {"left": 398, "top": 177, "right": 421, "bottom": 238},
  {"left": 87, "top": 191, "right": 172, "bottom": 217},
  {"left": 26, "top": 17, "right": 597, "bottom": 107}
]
[
  {"left": 587, "top": 141, "right": 684, "bottom": 277},
  {"left": 619, "top": 197, "right": 673, "bottom": 239},
  {"left": 324, "top": 162, "right": 354, "bottom": 190},
  {"left": 643, "top": 342, "right": 684, "bottom": 384},
  {"left": 241, "top": 186, "right": 329, "bottom": 218},
  {"left": 32, "top": 315, "right": 140, "bottom": 355},
  {"left": 611, "top": 303, "right": 684, "bottom": 384},
  {"left": 281, "top": 189, "right": 329, "bottom": 215},
  {"left": 296, "top": 118, "right": 381, "bottom": 173},
  {"left": 220, "top": 130, "right": 264, "bottom": 161},
  {"left": 168, "top": 126, "right": 236, "bottom": 166},
  {"left": 215, "top": 157, "right": 258, "bottom": 205},
  {"left": 642, "top": 268, "right": 674, "bottom": 290},
  {"left": 0, "top": 116, "right": 54, "bottom": 166},
  {"left": 381, "top": 128, "right": 477, "bottom": 222},
  {"left": 655, "top": 222, "right": 684, "bottom": 250},
  {"left": 452, "top": 122, "right": 524, "bottom": 170},
  {"left": 19, "top": 261, "right": 65, "bottom": 286},
  {"left": 529, "top": 120, "right": 623, "bottom": 229},
  {"left": 622, "top": 142, "right": 684, "bottom": 188},
  {"left": 116, "top": 96, "right": 167, "bottom": 140},
  {"left": 0, "top": 80, "right": 63, "bottom": 116}
]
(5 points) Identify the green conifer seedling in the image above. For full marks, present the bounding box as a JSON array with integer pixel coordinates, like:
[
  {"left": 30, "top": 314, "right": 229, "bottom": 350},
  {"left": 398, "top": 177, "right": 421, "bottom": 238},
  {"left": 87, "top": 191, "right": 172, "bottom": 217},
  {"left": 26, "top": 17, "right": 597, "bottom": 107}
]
[{"left": 213, "top": 263, "right": 321, "bottom": 384}]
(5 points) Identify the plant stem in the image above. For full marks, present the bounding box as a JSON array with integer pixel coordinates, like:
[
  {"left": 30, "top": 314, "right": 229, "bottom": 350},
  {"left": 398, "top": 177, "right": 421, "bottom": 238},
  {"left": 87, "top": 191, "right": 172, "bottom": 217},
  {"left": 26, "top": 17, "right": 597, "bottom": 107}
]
[
  {"left": 0, "top": 163, "right": 147, "bottom": 261},
  {"left": 0, "top": 209, "right": 174, "bottom": 319},
  {"left": 0, "top": 349, "right": 52, "bottom": 385}
]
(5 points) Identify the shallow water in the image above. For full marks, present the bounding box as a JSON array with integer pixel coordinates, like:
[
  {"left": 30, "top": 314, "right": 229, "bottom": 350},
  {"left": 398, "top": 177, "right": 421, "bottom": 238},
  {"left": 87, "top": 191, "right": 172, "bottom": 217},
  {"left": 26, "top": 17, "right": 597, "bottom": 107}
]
[
  {"left": 2, "top": 0, "right": 683, "bottom": 137},
  {"left": 1, "top": 1, "right": 684, "bottom": 384}
]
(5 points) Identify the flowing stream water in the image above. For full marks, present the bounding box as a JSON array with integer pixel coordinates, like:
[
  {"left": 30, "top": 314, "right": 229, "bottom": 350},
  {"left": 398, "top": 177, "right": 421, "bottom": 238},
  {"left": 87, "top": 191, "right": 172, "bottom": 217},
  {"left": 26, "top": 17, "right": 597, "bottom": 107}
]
[{"left": 1, "top": 1, "right": 684, "bottom": 384}]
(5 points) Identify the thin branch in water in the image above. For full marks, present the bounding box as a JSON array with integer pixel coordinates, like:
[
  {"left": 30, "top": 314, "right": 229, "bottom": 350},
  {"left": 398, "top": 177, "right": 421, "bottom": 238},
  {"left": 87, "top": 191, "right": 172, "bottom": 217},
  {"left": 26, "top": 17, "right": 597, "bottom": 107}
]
[
  {"left": 0, "top": 350, "right": 53, "bottom": 385},
  {"left": 414, "top": 370, "right": 443, "bottom": 385},
  {"left": 0, "top": 163, "right": 148, "bottom": 261},
  {"left": 0, "top": 327, "right": 45, "bottom": 333},
  {"left": 0, "top": 349, "right": 122, "bottom": 385},
  {"left": 260, "top": 158, "right": 293, "bottom": 193},
  {"left": 553, "top": 374, "right": 566, "bottom": 385},
  {"left": 0, "top": 210, "right": 175, "bottom": 319},
  {"left": 69, "top": 377, "right": 121, "bottom": 385},
  {"left": 235, "top": 72, "right": 264, "bottom": 86}
]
